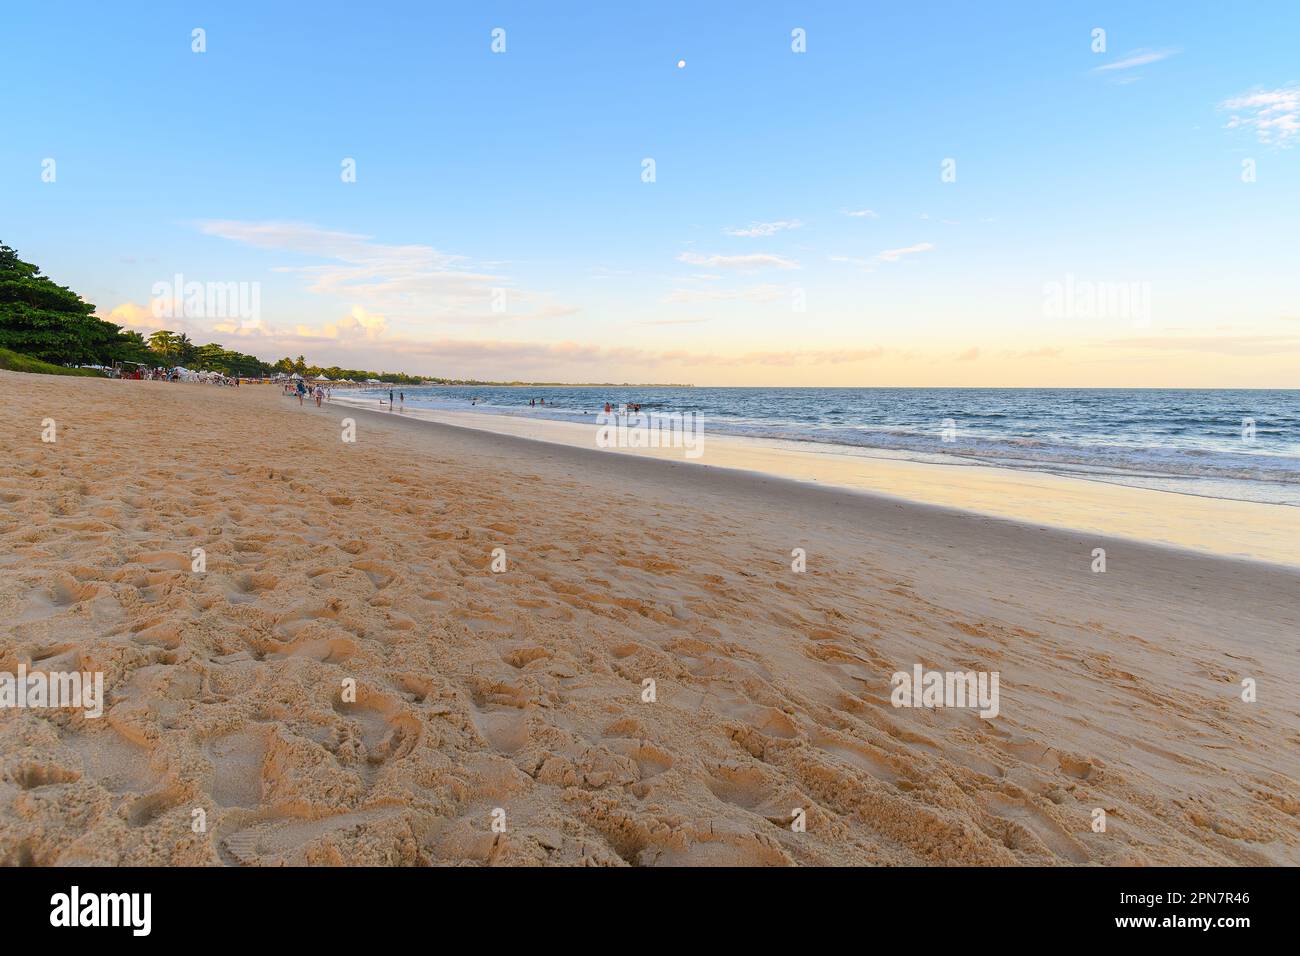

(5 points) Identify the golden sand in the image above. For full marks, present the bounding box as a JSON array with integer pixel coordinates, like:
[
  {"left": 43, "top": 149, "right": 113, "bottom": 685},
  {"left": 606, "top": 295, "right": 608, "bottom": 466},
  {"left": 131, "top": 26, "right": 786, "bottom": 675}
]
[{"left": 1, "top": 372, "right": 1296, "bottom": 865}]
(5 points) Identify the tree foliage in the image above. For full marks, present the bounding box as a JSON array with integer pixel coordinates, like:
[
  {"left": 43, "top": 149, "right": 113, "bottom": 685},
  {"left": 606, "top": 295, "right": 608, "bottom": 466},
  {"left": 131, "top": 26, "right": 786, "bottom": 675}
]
[
  {"left": 0, "top": 243, "right": 124, "bottom": 365},
  {"left": 1, "top": 241, "right": 445, "bottom": 382}
]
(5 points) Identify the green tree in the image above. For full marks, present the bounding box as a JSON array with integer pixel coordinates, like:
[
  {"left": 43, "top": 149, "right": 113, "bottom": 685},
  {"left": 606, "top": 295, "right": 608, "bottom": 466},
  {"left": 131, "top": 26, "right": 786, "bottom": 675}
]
[
  {"left": 192, "top": 342, "right": 228, "bottom": 371},
  {"left": 147, "top": 330, "right": 181, "bottom": 364},
  {"left": 174, "top": 332, "right": 197, "bottom": 365},
  {"left": 0, "top": 241, "right": 121, "bottom": 365},
  {"left": 111, "top": 329, "right": 154, "bottom": 365}
]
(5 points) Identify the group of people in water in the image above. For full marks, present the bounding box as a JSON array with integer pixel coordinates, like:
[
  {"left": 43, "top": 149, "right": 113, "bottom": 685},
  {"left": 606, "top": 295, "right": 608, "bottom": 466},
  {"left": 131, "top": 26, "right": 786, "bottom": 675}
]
[
  {"left": 527, "top": 398, "right": 643, "bottom": 414},
  {"left": 283, "top": 387, "right": 650, "bottom": 416}
]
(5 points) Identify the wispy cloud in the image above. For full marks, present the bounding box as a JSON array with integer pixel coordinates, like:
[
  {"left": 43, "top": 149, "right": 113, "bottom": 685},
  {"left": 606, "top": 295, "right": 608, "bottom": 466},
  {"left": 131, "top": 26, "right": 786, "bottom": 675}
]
[
  {"left": 1000, "top": 347, "right": 1063, "bottom": 359},
  {"left": 723, "top": 220, "right": 802, "bottom": 237},
  {"left": 1092, "top": 48, "right": 1179, "bottom": 73},
  {"left": 1221, "top": 86, "right": 1300, "bottom": 147},
  {"left": 875, "top": 242, "right": 935, "bottom": 263},
  {"left": 1101, "top": 334, "right": 1300, "bottom": 356},
  {"left": 197, "top": 220, "right": 571, "bottom": 323},
  {"left": 199, "top": 220, "right": 489, "bottom": 298},
  {"left": 153, "top": 312, "right": 887, "bottom": 376},
  {"left": 663, "top": 284, "right": 787, "bottom": 304},
  {"left": 842, "top": 208, "right": 879, "bottom": 219},
  {"left": 676, "top": 251, "right": 799, "bottom": 271},
  {"left": 830, "top": 241, "right": 936, "bottom": 272}
]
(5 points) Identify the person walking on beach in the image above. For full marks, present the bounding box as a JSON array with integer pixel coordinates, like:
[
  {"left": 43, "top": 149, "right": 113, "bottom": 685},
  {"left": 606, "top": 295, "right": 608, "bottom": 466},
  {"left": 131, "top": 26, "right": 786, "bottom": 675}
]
[
  {"left": 399, "top": 391, "right": 405, "bottom": 408},
  {"left": 388, "top": 388, "right": 394, "bottom": 410}
]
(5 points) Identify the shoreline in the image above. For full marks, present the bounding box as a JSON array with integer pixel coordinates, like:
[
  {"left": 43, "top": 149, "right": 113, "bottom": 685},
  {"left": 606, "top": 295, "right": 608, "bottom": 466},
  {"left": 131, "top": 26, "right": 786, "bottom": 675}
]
[{"left": 333, "top": 392, "right": 1300, "bottom": 568}]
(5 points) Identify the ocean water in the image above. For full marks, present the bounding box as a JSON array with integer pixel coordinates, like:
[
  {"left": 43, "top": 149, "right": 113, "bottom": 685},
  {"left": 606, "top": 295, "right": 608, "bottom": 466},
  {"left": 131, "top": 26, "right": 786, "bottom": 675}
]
[{"left": 359, "top": 386, "right": 1300, "bottom": 506}]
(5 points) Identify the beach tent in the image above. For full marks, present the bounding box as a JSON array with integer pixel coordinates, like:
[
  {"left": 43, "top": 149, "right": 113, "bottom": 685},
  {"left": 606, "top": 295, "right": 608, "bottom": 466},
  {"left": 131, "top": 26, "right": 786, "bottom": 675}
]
[{"left": 290, "top": 373, "right": 302, "bottom": 380}]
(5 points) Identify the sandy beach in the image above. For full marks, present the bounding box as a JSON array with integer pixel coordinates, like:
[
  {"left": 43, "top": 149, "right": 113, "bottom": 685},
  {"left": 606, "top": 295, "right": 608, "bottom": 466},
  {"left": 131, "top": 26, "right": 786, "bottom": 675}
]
[{"left": 1, "top": 371, "right": 1296, "bottom": 866}]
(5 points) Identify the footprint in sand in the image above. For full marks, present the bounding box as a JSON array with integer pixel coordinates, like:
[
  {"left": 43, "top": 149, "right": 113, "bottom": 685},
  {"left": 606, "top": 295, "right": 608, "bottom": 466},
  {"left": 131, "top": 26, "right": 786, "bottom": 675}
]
[
  {"left": 219, "top": 809, "right": 401, "bottom": 866},
  {"left": 10, "top": 762, "right": 81, "bottom": 790},
  {"left": 205, "top": 728, "right": 268, "bottom": 808},
  {"left": 706, "top": 762, "right": 776, "bottom": 810},
  {"left": 332, "top": 690, "right": 421, "bottom": 769},
  {"left": 129, "top": 551, "right": 191, "bottom": 572},
  {"left": 502, "top": 646, "right": 552, "bottom": 670},
  {"left": 128, "top": 619, "right": 182, "bottom": 649},
  {"left": 125, "top": 785, "right": 187, "bottom": 828},
  {"left": 979, "top": 791, "right": 1091, "bottom": 863},
  {"left": 274, "top": 600, "right": 345, "bottom": 639},
  {"left": 808, "top": 731, "right": 900, "bottom": 784},
  {"left": 18, "top": 579, "right": 101, "bottom": 622},
  {"left": 269, "top": 635, "right": 356, "bottom": 664},
  {"left": 470, "top": 706, "right": 530, "bottom": 755},
  {"left": 226, "top": 571, "right": 278, "bottom": 605},
  {"left": 63, "top": 727, "right": 155, "bottom": 796},
  {"left": 604, "top": 737, "right": 675, "bottom": 781},
  {"left": 351, "top": 560, "right": 397, "bottom": 589}
]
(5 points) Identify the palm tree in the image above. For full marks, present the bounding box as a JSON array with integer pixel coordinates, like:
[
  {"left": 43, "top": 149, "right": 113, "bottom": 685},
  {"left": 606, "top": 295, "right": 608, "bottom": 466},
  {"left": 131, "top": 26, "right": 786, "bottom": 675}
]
[
  {"left": 174, "top": 332, "right": 196, "bottom": 365},
  {"left": 147, "top": 330, "right": 179, "bottom": 364}
]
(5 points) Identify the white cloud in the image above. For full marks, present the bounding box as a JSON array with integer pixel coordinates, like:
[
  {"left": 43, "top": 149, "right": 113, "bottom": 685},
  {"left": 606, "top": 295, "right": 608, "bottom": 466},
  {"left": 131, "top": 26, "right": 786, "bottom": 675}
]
[
  {"left": 196, "top": 220, "right": 572, "bottom": 323},
  {"left": 100, "top": 301, "right": 205, "bottom": 337},
  {"left": 663, "top": 284, "right": 787, "bottom": 304},
  {"left": 1093, "top": 48, "right": 1179, "bottom": 73},
  {"left": 1221, "top": 86, "right": 1300, "bottom": 147},
  {"left": 289, "top": 305, "right": 389, "bottom": 342},
  {"left": 676, "top": 251, "right": 799, "bottom": 271},
  {"left": 842, "top": 208, "right": 879, "bottom": 218},
  {"left": 828, "top": 255, "right": 874, "bottom": 271},
  {"left": 102, "top": 301, "right": 159, "bottom": 329},
  {"left": 723, "top": 220, "right": 802, "bottom": 237},
  {"left": 1101, "top": 334, "right": 1300, "bottom": 356},
  {"left": 875, "top": 242, "right": 935, "bottom": 263}
]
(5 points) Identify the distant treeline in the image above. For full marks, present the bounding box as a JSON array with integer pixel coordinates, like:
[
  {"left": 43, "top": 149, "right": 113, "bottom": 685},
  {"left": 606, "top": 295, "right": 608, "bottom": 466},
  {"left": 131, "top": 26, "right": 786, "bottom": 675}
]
[
  {"left": 0, "top": 242, "right": 427, "bottom": 382},
  {"left": 0, "top": 241, "right": 689, "bottom": 385}
]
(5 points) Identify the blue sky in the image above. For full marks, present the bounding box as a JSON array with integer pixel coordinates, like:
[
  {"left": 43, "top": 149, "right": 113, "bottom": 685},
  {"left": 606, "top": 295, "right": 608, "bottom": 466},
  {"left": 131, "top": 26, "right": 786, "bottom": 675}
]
[{"left": 2, "top": 1, "right": 1297, "bottom": 384}]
